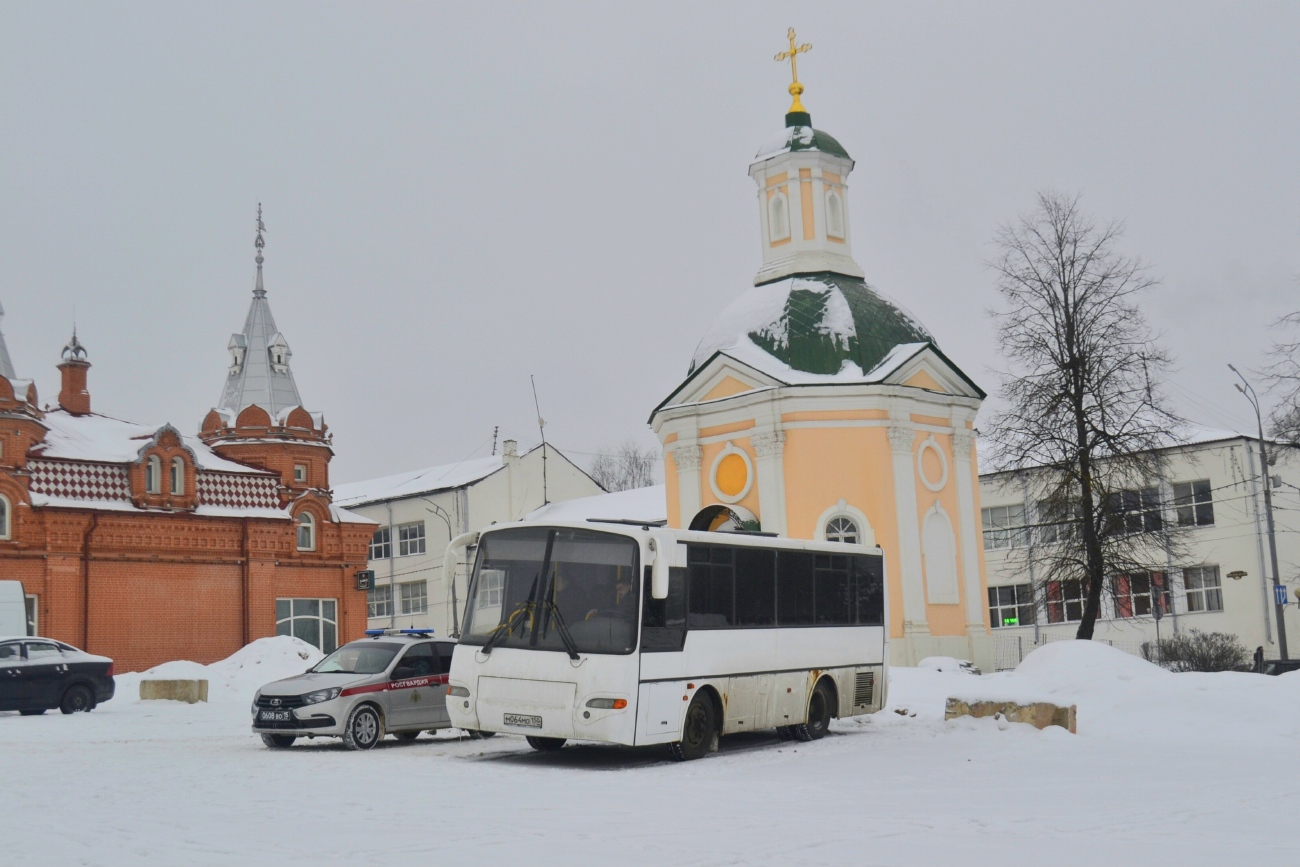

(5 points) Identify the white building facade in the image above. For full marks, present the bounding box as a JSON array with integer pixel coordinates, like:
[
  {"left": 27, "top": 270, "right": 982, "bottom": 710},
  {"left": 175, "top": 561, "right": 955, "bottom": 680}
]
[
  {"left": 332, "top": 441, "right": 604, "bottom": 637},
  {"left": 980, "top": 432, "right": 1300, "bottom": 669}
]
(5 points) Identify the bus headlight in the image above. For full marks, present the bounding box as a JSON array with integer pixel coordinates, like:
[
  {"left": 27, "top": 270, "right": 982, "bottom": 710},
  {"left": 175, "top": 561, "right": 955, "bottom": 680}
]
[
  {"left": 447, "top": 685, "right": 470, "bottom": 698},
  {"left": 585, "top": 698, "right": 627, "bottom": 710}
]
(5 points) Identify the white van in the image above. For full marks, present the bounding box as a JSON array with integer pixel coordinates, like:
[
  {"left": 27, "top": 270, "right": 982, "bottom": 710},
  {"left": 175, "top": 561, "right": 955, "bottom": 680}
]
[{"left": 0, "top": 581, "right": 29, "bottom": 636}]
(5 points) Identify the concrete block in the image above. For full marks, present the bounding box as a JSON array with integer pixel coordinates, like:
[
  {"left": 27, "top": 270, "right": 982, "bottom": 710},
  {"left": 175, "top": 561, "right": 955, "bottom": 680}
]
[
  {"left": 139, "top": 679, "right": 209, "bottom": 704},
  {"left": 944, "top": 697, "right": 1076, "bottom": 733}
]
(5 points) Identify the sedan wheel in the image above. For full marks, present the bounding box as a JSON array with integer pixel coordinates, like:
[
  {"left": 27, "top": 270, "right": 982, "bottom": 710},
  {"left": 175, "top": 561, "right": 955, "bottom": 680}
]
[
  {"left": 60, "top": 684, "right": 93, "bottom": 715},
  {"left": 343, "top": 704, "right": 383, "bottom": 750}
]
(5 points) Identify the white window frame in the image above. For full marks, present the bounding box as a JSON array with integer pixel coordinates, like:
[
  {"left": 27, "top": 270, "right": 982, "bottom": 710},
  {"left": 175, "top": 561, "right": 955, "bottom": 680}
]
[
  {"left": 399, "top": 581, "right": 428, "bottom": 615},
  {"left": 397, "top": 521, "right": 426, "bottom": 556},
  {"left": 146, "top": 455, "right": 162, "bottom": 494},
  {"left": 0, "top": 493, "right": 10, "bottom": 540},
  {"left": 369, "top": 526, "right": 391, "bottom": 561},
  {"left": 367, "top": 584, "right": 393, "bottom": 619},
  {"left": 1183, "top": 565, "right": 1224, "bottom": 613},
  {"left": 297, "top": 512, "right": 316, "bottom": 551},
  {"left": 825, "top": 516, "right": 860, "bottom": 544},
  {"left": 24, "top": 594, "right": 37, "bottom": 636},
  {"left": 293, "top": 463, "right": 307, "bottom": 484},
  {"left": 1173, "top": 480, "right": 1214, "bottom": 527},
  {"left": 988, "top": 583, "right": 1035, "bottom": 629},
  {"left": 275, "top": 597, "right": 338, "bottom": 652},
  {"left": 170, "top": 456, "right": 185, "bottom": 495},
  {"left": 475, "top": 569, "right": 505, "bottom": 610},
  {"left": 982, "top": 504, "right": 1028, "bottom": 550}
]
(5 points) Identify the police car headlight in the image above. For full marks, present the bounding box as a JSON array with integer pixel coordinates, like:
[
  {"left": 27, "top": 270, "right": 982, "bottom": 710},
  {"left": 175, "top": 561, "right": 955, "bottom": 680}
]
[{"left": 301, "top": 687, "right": 342, "bottom": 705}]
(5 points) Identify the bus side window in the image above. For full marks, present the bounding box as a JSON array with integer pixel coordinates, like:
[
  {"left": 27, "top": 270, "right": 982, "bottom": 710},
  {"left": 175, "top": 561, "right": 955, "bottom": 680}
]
[
  {"left": 777, "top": 551, "right": 815, "bottom": 625},
  {"left": 852, "top": 555, "right": 885, "bottom": 625},
  {"left": 642, "top": 566, "right": 687, "bottom": 652}
]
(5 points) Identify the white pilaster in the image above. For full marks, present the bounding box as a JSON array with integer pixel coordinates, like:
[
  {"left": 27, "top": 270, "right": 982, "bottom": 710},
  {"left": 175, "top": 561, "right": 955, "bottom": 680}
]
[
  {"left": 751, "top": 430, "right": 788, "bottom": 537},
  {"left": 951, "top": 427, "right": 985, "bottom": 631},
  {"left": 672, "top": 443, "right": 703, "bottom": 529},
  {"left": 889, "top": 422, "right": 928, "bottom": 641}
]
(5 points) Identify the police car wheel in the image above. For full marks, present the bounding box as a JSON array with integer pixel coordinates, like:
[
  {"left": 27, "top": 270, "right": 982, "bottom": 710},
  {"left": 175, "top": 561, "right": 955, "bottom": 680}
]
[
  {"left": 394, "top": 731, "right": 422, "bottom": 742},
  {"left": 261, "top": 734, "right": 297, "bottom": 749},
  {"left": 344, "top": 704, "right": 383, "bottom": 750}
]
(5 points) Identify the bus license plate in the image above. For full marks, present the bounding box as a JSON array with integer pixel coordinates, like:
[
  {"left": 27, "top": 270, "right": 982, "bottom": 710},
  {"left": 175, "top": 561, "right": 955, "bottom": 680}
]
[
  {"left": 503, "top": 713, "right": 542, "bottom": 729},
  {"left": 259, "top": 710, "right": 292, "bottom": 723}
]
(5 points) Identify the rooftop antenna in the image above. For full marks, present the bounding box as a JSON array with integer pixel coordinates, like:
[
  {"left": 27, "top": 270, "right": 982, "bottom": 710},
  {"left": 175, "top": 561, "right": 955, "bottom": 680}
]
[
  {"left": 531, "top": 375, "right": 548, "bottom": 505},
  {"left": 491, "top": 425, "right": 499, "bottom": 456}
]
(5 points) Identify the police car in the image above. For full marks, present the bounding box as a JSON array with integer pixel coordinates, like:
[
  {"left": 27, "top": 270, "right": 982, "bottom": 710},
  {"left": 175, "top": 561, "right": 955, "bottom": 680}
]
[{"left": 252, "top": 629, "right": 470, "bottom": 750}]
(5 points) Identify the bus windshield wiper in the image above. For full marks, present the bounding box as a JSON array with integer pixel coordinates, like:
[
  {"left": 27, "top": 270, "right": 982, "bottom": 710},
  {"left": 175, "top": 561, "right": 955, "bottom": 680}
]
[
  {"left": 542, "top": 594, "right": 581, "bottom": 662},
  {"left": 481, "top": 573, "right": 538, "bottom": 656}
]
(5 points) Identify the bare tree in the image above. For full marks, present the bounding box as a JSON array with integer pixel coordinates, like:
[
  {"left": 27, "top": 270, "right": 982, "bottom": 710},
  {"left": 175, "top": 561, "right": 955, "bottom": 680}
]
[
  {"left": 1265, "top": 310, "right": 1300, "bottom": 445},
  {"left": 987, "top": 192, "right": 1184, "bottom": 640},
  {"left": 590, "top": 441, "right": 659, "bottom": 492}
]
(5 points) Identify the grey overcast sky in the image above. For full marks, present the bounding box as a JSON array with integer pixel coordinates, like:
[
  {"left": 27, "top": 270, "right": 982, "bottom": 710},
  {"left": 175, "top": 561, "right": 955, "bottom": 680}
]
[{"left": 2, "top": 2, "right": 1297, "bottom": 484}]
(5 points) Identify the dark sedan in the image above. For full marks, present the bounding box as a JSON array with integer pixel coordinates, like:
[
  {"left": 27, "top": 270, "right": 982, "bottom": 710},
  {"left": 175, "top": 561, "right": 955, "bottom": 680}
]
[{"left": 0, "top": 637, "right": 115, "bottom": 715}]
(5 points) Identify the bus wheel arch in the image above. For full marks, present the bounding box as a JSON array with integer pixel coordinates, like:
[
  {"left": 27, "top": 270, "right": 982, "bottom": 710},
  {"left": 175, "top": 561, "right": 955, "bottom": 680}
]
[
  {"left": 671, "top": 686, "right": 722, "bottom": 761},
  {"left": 793, "top": 677, "right": 836, "bottom": 742}
]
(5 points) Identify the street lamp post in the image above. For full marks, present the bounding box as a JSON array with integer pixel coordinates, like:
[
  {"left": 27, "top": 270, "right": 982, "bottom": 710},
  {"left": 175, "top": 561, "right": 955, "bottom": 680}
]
[{"left": 1229, "top": 364, "right": 1288, "bottom": 660}]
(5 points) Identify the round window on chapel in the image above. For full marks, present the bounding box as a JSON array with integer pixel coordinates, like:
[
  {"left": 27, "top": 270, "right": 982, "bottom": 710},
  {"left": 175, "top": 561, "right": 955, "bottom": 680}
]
[{"left": 826, "top": 516, "right": 860, "bottom": 545}]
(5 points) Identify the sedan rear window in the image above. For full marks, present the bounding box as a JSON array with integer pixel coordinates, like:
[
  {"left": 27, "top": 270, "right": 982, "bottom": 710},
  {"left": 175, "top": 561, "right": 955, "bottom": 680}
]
[{"left": 312, "top": 642, "right": 401, "bottom": 674}]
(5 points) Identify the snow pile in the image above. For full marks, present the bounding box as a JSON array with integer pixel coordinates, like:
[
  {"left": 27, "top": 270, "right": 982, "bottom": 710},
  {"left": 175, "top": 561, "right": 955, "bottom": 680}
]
[
  {"left": 916, "top": 655, "right": 980, "bottom": 674},
  {"left": 117, "top": 636, "right": 323, "bottom": 705},
  {"left": 527, "top": 485, "right": 668, "bottom": 524}
]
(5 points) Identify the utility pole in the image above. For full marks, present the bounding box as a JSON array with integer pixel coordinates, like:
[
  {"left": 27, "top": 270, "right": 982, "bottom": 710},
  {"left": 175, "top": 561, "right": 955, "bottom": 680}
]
[{"left": 1230, "top": 364, "right": 1288, "bottom": 660}]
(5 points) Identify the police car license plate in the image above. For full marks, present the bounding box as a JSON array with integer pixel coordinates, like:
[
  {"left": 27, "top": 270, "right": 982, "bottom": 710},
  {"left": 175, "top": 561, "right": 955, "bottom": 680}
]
[
  {"left": 259, "top": 710, "right": 292, "bottom": 723},
  {"left": 503, "top": 713, "right": 542, "bottom": 729}
]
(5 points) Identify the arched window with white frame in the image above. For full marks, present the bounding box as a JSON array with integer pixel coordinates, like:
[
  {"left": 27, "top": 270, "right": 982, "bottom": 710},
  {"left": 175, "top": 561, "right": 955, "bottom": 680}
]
[
  {"left": 826, "top": 190, "right": 844, "bottom": 238},
  {"left": 297, "top": 512, "right": 316, "bottom": 552},
  {"left": 825, "top": 515, "right": 860, "bottom": 544},
  {"left": 769, "top": 192, "right": 790, "bottom": 242},
  {"left": 170, "top": 457, "right": 185, "bottom": 495},
  {"left": 146, "top": 455, "right": 162, "bottom": 494},
  {"left": 0, "top": 494, "right": 11, "bottom": 540}
]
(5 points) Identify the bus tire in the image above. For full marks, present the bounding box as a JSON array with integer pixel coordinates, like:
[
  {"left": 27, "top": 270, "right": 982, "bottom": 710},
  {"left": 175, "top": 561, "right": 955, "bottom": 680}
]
[
  {"left": 526, "top": 736, "right": 566, "bottom": 752},
  {"left": 776, "top": 725, "right": 794, "bottom": 741},
  {"left": 671, "top": 692, "right": 717, "bottom": 761},
  {"left": 793, "top": 680, "right": 833, "bottom": 742},
  {"left": 467, "top": 729, "right": 497, "bottom": 740}
]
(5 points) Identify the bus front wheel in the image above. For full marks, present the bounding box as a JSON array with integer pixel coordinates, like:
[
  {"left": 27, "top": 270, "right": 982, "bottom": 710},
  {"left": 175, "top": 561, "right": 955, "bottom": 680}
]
[
  {"left": 526, "top": 736, "right": 566, "bottom": 752},
  {"left": 671, "top": 693, "right": 717, "bottom": 761},
  {"left": 793, "top": 680, "right": 833, "bottom": 742}
]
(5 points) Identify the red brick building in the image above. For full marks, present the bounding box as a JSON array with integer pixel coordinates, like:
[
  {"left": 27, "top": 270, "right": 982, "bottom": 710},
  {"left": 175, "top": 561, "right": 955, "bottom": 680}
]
[{"left": 0, "top": 229, "right": 373, "bottom": 670}]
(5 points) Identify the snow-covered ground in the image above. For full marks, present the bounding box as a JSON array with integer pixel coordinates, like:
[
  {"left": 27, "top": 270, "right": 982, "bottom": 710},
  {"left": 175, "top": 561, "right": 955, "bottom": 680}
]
[{"left": 3, "top": 637, "right": 1298, "bottom": 866}]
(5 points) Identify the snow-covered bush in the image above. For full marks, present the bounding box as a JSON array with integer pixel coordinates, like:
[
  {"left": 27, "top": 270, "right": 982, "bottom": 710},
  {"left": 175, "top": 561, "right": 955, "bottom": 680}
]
[{"left": 1147, "top": 629, "right": 1249, "bottom": 672}]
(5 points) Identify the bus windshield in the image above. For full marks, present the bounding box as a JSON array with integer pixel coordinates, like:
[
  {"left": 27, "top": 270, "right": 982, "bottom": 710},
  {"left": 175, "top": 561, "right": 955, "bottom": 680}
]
[{"left": 460, "top": 527, "right": 639, "bottom": 655}]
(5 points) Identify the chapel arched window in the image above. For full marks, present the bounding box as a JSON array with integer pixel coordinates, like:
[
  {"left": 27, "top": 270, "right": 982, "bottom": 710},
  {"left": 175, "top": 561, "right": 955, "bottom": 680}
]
[
  {"left": 0, "top": 494, "right": 10, "bottom": 540},
  {"left": 769, "top": 194, "right": 790, "bottom": 242},
  {"left": 146, "top": 456, "right": 162, "bottom": 494},
  {"left": 826, "top": 516, "right": 860, "bottom": 544},
  {"left": 297, "top": 512, "right": 316, "bottom": 552},
  {"left": 170, "top": 457, "right": 185, "bottom": 495},
  {"left": 826, "top": 191, "right": 844, "bottom": 238}
]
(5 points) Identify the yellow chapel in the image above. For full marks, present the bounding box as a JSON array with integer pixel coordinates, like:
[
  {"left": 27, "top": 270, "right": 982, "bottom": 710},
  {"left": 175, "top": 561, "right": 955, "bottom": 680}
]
[{"left": 649, "top": 34, "right": 994, "bottom": 668}]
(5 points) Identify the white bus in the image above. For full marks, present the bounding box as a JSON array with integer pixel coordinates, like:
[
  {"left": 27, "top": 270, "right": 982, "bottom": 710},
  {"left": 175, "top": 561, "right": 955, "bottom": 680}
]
[{"left": 445, "top": 521, "right": 888, "bottom": 760}]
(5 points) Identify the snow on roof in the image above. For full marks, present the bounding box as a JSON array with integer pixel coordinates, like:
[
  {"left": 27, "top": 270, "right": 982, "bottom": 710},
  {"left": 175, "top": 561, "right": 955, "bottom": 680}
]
[
  {"left": 332, "top": 454, "right": 507, "bottom": 507},
  {"left": 32, "top": 410, "right": 271, "bottom": 475},
  {"left": 977, "top": 423, "right": 1259, "bottom": 478},
  {"left": 28, "top": 491, "right": 291, "bottom": 520},
  {"left": 330, "top": 503, "right": 378, "bottom": 525},
  {"left": 526, "top": 485, "right": 668, "bottom": 524}
]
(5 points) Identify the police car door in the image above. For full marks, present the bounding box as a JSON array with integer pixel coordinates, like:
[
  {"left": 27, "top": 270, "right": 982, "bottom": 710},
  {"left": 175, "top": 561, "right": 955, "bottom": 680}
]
[
  {"left": 432, "top": 642, "right": 455, "bottom": 725},
  {"left": 386, "top": 642, "right": 440, "bottom": 730}
]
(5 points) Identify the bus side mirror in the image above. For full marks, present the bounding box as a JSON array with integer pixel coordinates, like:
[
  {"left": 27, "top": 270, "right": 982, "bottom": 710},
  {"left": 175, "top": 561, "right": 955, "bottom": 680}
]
[{"left": 650, "top": 536, "right": 671, "bottom": 600}]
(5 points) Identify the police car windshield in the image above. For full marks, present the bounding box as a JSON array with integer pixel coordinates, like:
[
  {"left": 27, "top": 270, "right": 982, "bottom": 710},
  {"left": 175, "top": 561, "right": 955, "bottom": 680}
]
[{"left": 312, "top": 642, "right": 402, "bottom": 674}]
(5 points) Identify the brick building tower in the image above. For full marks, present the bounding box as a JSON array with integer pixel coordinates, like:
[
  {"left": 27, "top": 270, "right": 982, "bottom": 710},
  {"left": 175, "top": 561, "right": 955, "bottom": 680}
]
[{"left": 0, "top": 213, "right": 373, "bottom": 670}]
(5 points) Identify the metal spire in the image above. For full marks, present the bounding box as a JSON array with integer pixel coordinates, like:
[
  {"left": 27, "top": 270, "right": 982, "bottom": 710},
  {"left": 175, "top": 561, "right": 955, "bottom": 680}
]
[{"left": 254, "top": 203, "right": 267, "bottom": 297}]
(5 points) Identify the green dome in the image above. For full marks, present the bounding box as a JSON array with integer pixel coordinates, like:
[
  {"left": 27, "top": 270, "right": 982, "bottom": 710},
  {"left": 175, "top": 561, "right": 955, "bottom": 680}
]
[
  {"left": 689, "top": 272, "right": 934, "bottom": 378},
  {"left": 754, "top": 124, "right": 852, "bottom": 163}
]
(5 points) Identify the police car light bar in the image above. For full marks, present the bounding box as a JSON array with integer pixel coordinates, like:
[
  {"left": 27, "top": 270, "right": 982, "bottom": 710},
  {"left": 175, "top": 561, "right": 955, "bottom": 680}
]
[
  {"left": 363, "top": 628, "right": 436, "bottom": 637},
  {"left": 400, "top": 629, "right": 435, "bottom": 635}
]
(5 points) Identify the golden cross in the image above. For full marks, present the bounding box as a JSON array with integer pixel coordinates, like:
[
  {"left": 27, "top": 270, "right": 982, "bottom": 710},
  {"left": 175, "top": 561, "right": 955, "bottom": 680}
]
[{"left": 774, "top": 27, "right": 812, "bottom": 113}]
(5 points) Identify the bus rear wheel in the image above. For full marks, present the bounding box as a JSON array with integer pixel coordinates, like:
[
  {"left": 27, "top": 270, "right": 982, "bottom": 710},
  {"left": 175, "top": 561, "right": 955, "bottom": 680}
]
[
  {"left": 793, "top": 680, "right": 833, "bottom": 742},
  {"left": 526, "top": 736, "right": 566, "bottom": 752},
  {"left": 671, "top": 693, "right": 717, "bottom": 761}
]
